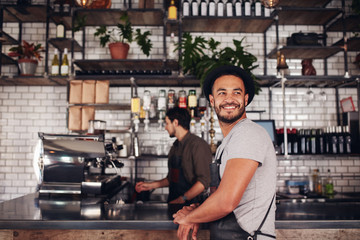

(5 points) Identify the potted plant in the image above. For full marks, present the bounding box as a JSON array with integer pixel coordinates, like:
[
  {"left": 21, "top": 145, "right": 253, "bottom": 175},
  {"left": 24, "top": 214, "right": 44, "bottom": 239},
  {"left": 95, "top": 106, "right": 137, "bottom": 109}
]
[
  {"left": 8, "top": 40, "right": 43, "bottom": 76},
  {"left": 176, "top": 32, "right": 260, "bottom": 94},
  {"left": 94, "top": 12, "right": 152, "bottom": 59}
]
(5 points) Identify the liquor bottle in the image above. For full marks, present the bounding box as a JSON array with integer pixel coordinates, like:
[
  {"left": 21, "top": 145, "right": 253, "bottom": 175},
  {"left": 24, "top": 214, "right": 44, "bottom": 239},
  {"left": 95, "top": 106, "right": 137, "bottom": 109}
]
[
  {"left": 254, "top": 0, "right": 262, "bottom": 16},
  {"left": 336, "top": 126, "right": 344, "bottom": 154},
  {"left": 199, "top": 0, "right": 208, "bottom": 16},
  {"left": 287, "top": 128, "right": 292, "bottom": 155},
  {"left": 310, "top": 129, "right": 316, "bottom": 154},
  {"left": 143, "top": 90, "right": 151, "bottom": 131},
  {"left": 298, "top": 129, "right": 306, "bottom": 154},
  {"left": 316, "top": 129, "right": 324, "bottom": 154},
  {"left": 168, "top": 0, "right": 178, "bottom": 20},
  {"left": 178, "top": 90, "right": 187, "bottom": 109},
  {"left": 225, "top": 0, "right": 234, "bottom": 17},
  {"left": 324, "top": 169, "right": 334, "bottom": 196},
  {"left": 217, "top": 0, "right": 224, "bottom": 17},
  {"left": 168, "top": 32, "right": 177, "bottom": 60},
  {"left": 234, "top": 0, "right": 242, "bottom": 16},
  {"left": 330, "top": 126, "right": 338, "bottom": 154},
  {"left": 167, "top": 89, "right": 176, "bottom": 109},
  {"left": 344, "top": 125, "right": 352, "bottom": 154},
  {"left": 324, "top": 127, "right": 331, "bottom": 154},
  {"left": 56, "top": 21, "right": 65, "bottom": 38},
  {"left": 157, "top": 89, "right": 167, "bottom": 128},
  {"left": 183, "top": 0, "right": 190, "bottom": 16},
  {"left": 188, "top": 89, "right": 197, "bottom": 118},
  {"left": 51, "top": 49, "right": 60, "bottom": 76},
  {"left": 198, "top": 92, "right": 207, "bottom": 117},
  {"left": 291, "top": 129, "right": 298, "bottom": 154},
  {"left": 191, "top": 0, "right": 199, "bottom": 16},
  {"left": 208, "top": 0, "right": 216, "bottom": 16},
  {"left": 61, "top": 48, "right": 69, "bottom": 76},
  {"left": 304, "top": 129, "right": 311, "bottom": 154},
  {"left": 243, "top": 0, "right": 251, "bottom": 16},
  {"left": 314, "top": 169, "right": 322, "bottom": 196}
]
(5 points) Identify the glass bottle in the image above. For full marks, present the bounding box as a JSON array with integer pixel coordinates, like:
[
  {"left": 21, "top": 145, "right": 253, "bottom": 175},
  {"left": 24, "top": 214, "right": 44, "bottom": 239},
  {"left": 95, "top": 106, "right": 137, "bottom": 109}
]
[
  {"left": 199, "top": 0, "right": 208, "bottom": 16},
  {"left": 254, "top": 0, "right": 262, "bottom": 16},
  {"left": 243, "top": 0, "right": 251, "bottom": 16},
  {"left": 225, "top": 0, "right": 234, "bottom": 17},
  {"left": 217, "top": 0, "right": 224, "bottom": 16},
  {"left": 168, "top": 0, "right": 177, "bottom": 20},
  {"left": 157, "top": 89, "right": 167, "bottom": 112},
  {"left": 178, "top": 90, "right": 187, "bottom": 109},
  {"left": 183, "top": 0, "right": 190, "bottom": 16},
  {"left": 56, "top": 21, "right": 65, "bottom": 38},
  {"left": 198, "top": 92, "right": 207, "bottom": 117},
  {"left": 337, "top": 126, "right": 344, "bottom": 154},
  {"left": 324, "top": 169, "right": 334, "bottom": 196},
  {"left": 344, "top": 125, "right": 352, "bottom": 154},
  {"left": 188, "top": 89, "right": 197, "bottom": 118},
  {"left": 143, "top": 90, "right": 152, "bottom": 111},
  {"left": 61, "top": 48, "right": 69, "bottom": 76},
  {"left": 191, "top": 0, "right": 199, "bottom": 16},
  {"left": 168, "top": 32, "right": 177, "bottom": 60},
  {"left": 234, "top": 0, "right": 242, "bottom": 16},
  {"left": 331, "top": 126, "right": 338, "bottom": 154},
  {"left": 208, "top": 0, "right": 216, "bottom": 16},
  {"left": 167, "top": 89, "right": 176, "bottom": 109},
  {"left": 51, "top": 49, "right": 60, "bottom": 76}
]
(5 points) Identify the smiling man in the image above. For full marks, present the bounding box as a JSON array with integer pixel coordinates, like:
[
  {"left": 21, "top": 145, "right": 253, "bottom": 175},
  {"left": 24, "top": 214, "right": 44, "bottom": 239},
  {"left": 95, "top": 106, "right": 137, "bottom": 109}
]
[{"left": 173, "top": 65, "right": 277, "bottom": 240}]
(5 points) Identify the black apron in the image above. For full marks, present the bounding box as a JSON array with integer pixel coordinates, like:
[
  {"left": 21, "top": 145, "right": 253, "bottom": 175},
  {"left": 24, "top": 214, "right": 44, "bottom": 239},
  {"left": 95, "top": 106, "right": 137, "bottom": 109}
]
[
  {"left": 209, "top": 151, "right": 276, "bottom": 240},
  {"left": 168, "top": 153, "right": 193, "bottom": 203}
]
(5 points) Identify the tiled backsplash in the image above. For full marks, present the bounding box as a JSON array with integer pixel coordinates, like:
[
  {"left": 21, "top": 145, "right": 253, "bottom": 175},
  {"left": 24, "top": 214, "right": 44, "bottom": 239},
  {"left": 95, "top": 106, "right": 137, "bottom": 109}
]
[{"left": 0, "top": 85, "right": 359, "bottom": 202}]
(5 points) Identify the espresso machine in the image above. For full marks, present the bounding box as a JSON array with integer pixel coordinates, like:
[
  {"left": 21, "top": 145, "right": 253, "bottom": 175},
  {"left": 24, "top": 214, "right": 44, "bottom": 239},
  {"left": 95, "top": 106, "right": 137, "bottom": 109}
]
[{"left": 34, "top": 132, "right": 125, "bottom": 198}]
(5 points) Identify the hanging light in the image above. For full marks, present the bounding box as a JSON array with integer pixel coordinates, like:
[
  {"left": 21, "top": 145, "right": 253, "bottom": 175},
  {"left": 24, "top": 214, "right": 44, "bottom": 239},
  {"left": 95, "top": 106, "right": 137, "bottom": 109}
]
[
  {"left": 276, "top": 51, "right": 288, "bottom": 70},
  {"left": 75, "top": 0, "right": 94, "bottom": 8},
  {"left": 261, "top": 0, "right": 280, "bottom": 8}
]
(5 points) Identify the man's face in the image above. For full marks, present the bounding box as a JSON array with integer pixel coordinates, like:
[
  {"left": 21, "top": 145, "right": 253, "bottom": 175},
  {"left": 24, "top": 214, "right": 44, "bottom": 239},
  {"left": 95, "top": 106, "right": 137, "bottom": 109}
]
[
  {"left": 209, "top": 75, "right": 249, "bottom": 124},
  {"left": 165, "top": 116, "right": 176, "bottom": 138}
]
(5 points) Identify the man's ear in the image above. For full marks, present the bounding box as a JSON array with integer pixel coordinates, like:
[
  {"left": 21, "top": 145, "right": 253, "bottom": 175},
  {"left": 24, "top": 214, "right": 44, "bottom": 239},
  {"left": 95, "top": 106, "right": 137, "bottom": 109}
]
[
  {"left": 209, "top": 94, "right": 214, "bottom": 107},
  {"left": 173, "top": 118, "right": 179, "bottom": 126},
  {"left": 244, "top": 93, "right": 249, "bottom": 106}
]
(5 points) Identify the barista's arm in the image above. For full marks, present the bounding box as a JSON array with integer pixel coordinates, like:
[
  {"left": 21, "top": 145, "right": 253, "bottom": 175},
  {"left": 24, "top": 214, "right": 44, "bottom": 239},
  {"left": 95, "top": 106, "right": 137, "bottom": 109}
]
[
  {"left": 135, "top": 178, "right": 169, "bottom": 193},
  {"left": 174, "top": 158, "right": 258, "bottom": 224},
  {"left": 169, "top": 181, "right": 205, "bottom": 204}
]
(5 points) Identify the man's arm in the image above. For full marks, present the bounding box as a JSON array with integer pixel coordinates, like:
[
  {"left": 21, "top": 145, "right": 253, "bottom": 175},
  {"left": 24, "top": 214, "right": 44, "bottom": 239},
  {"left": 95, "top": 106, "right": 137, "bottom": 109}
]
[
  {"left": 169, "top": 181, "right": 205, "bottom": 204},
  {"left": 135, "top": 178, "right": 170, "bottom": 193},
  {"left": 174, "top": 158, "right": 259, "bottom": 224}
]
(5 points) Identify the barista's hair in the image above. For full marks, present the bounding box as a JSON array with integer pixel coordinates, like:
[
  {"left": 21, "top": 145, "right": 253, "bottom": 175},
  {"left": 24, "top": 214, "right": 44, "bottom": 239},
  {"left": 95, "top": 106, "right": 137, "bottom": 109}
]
[{"left": 166, "top": 107, "right": 190, "bottom": 130}]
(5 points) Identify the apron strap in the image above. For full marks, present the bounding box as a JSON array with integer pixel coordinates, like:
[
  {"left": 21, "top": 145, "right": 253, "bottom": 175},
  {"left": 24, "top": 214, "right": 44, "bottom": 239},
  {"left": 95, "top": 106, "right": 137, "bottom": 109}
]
[{"left": 252, "top": 194, "right": 276, "bottom": 239}]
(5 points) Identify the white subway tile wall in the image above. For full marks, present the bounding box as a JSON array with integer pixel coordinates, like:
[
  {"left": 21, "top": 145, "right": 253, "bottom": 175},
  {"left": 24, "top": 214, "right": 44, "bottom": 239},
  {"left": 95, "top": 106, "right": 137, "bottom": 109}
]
[{"left": 1, "top": 0, "right": 360, "bottom": 201}]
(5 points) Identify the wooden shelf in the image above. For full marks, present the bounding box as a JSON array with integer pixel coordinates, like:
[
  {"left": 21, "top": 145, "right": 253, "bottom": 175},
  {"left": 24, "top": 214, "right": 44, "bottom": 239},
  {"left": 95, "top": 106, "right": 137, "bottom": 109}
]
[
  {"left": 257, "top": 75, "right": 359, "bottom": 88},
  {"left": 180, "top": 17, "right": 274, "bottom": 33},
  {"left": 278, "top": 0, "right": 332, "bottom": 8},
  {"left": 0, "top": 31, "right": 18, "bottom": 45},
  {"left": 74, "top": 59, "right": 178, "bottom": 72},
  {"left": 0, "top": 75, "right": 68, "bottom": 86},
  {"left": 333, "top": 37, "right": 360, "bottom": 52},
  {"left": 268, "top": 46, "right": 342, "bottom": 59},
  {"left": 48, "top": 38, "right": 82, "bottom": 52},
  {"left": 69, "top": 103, "right": 131, "bottom": 111},
  {"left": 75, "top": 9, "right": 164, "bottom": 27},
  {"left": 3, "top": 5, "right": 47, "bottom": 22},
  {"left": 327, "top": 15, "right": 360, "bottom": 32},
  {"left": 276, "top": 7, "right": 341, "bottom": 25}
]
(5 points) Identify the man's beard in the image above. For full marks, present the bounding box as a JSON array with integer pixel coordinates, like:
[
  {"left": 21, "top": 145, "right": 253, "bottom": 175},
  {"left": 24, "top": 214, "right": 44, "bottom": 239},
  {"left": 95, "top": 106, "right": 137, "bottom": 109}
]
[{"left": 214, "top": 102, "right": 245, "bottom": 124}]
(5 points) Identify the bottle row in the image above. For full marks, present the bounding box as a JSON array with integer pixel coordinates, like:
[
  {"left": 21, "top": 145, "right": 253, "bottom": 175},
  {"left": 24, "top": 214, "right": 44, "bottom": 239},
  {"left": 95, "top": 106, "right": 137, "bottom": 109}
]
[
  {"left": 131, "top": 89, "right": 208, "bottom": 120},
  {"left": 277, "top": 126, "right": 353, "bottom": 155},
  {"left": 182, "top": 0, "right": 272, "bottom": 18},
  {"left": 51, "top": 48, "right": 70, "bottom": 76}
]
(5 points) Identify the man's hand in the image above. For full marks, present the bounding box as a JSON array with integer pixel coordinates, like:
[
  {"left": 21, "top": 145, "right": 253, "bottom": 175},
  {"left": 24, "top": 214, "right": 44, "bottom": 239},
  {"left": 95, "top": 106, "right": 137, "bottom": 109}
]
[
  {"left": 135, "top": 181, "right": 152, "bottom": 193},
  {"left": 169, "top": 196, "right": 185, "bottom": 204},
  {"left": 173, "top": 204, "right": 200, "bottom": 240}
]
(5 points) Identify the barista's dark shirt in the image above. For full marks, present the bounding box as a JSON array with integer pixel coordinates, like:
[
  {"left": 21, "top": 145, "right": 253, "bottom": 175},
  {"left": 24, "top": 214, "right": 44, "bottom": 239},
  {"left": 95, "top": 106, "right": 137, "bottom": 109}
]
[{"left": 167, "top": 132, "right": 212, "bottom": 189}]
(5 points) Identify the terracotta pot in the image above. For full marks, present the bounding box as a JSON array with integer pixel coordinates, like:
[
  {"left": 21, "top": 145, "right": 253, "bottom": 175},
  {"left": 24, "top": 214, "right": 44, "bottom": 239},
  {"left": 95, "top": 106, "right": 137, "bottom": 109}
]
[
  {"left": 89, "top": 0, "right": 111, "bottom": 9},
  {"left": 18, "top": 58, "right": 38, "bottom": 76},
  {"left": 108, "top": 42, "right": 130, "bottom": 59}
]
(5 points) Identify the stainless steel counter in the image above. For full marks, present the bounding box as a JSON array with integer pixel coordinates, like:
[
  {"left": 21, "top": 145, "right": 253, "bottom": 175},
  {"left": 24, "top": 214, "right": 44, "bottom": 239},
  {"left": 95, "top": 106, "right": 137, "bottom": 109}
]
[{"left": 0, "top": 193, "right": 359, "bottom": 230}]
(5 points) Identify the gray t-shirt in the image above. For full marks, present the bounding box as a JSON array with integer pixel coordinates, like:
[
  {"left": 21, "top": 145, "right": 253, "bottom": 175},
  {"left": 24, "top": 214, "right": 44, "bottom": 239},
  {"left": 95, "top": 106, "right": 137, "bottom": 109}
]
[{"left": 216, "top": 118, "right": 277, "bottom": 239}]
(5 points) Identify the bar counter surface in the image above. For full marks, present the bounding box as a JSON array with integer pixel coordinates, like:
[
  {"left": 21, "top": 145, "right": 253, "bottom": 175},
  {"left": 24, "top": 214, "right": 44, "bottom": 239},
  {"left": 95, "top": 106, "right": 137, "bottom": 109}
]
[{"left": 0, "top": 192, "right": 360, "bottom": 230}]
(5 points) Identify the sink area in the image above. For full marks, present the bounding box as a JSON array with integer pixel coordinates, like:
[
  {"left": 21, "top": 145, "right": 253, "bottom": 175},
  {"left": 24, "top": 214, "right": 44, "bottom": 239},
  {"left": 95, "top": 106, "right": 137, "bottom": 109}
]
[{"left": 276, "top": 192, "right": 360, "bottom": 203}]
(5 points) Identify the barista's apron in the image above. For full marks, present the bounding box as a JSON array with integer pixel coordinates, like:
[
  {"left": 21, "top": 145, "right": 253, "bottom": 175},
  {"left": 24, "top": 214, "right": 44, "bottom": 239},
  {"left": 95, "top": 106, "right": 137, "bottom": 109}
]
[
  {"left": 168, "top": 153, "right": 192, "bottom": 203},
  {"left": 209, "top": 151, "right": 276, "bottom": 240}
]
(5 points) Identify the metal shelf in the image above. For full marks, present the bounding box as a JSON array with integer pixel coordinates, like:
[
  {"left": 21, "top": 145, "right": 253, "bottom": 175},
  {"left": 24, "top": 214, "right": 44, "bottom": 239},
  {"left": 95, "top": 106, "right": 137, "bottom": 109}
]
[
  {"left": 3, "top": 5, "right": 47, "bottom": 22},
  {"left": 179, "top": 16, "right": 274, "bottom": 33},
  {"left": 277, "top": 0, "right": 332, "bottom": 8},
  {"left": 333, "top": 37, "right": 360, "bottom": 52},
  {"left": 0, "top": 31, "right": 18, "bottom": 45},
  {"left": 275, "top": 7, "right": 341, "bottom": 25},
  {"left": 327, "top": 15, "right": 360, "bottom": 32},
  {"left": 0, "top": 75, "right": 68, "bottom": 86},
  {"left": 268, "top": 46, "right": 342, "bottom": 59}
]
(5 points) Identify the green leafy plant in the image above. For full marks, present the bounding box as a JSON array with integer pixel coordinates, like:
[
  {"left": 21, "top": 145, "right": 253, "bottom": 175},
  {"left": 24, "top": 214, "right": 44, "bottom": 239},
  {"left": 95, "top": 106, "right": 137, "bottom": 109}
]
[
  {"left": 176, "top": 32, "right": 260, "bottom": 94},
  {"left": 8, "top": 40, "right": 43, "bottom": 61},
  {"left": 94, "top": 12, "right": 152, "bottom": 57}
]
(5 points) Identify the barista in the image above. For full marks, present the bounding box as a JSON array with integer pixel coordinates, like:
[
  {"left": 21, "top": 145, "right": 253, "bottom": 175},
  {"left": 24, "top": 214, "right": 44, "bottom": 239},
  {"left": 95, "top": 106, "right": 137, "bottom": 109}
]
[{"left": 135, "top": 107, "right": 212, "bottom": 204}]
